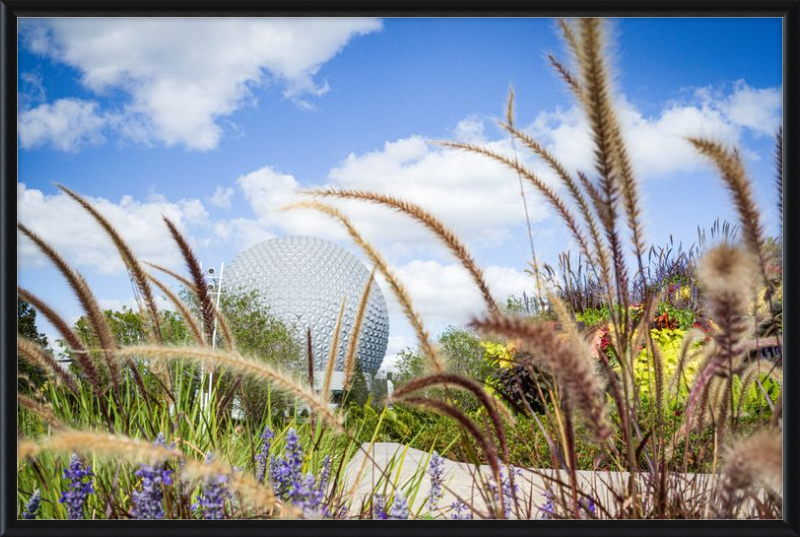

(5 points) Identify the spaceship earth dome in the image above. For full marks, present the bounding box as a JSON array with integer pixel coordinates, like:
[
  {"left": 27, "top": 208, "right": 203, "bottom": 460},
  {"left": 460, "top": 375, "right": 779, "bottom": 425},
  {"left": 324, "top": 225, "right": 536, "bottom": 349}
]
[{"left": 223, "top": 236, "right": 389, "bottom": 374}]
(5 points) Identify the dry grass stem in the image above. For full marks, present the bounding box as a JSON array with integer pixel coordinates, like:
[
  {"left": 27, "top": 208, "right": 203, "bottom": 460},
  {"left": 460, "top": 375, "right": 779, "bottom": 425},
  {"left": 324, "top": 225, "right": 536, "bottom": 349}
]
[
  {"left": 17, "top": 223, "right": 121, "bottom": 390},
  {"left": 57, "top": 184, "right": 164, "bottom": 344},
  {"left": 162, "top": 217, "right": 216, "bottom": 344},
  {"left": 18, "top": 393, "right": 64, "bottom": 428},
  {"left": 18, "top": 429, "right": 179, "bottom": 464},
  {"left": 323, "top": 298, "right": 347, "bottom": 398},
  {"left": 307, "top": 188, "right": 498, "bottom": 314},
  {"left": 146, "top": 273, "right": 206, "bottom": 345},
  {"left": 343, "top": 270, "right": 375, "bottom": 390},
  {"left": 17, "top": 335, "right": 80, "bottom": 395},
  {"left": 471, "top": 313, "right": 610, "bottom": 442}
]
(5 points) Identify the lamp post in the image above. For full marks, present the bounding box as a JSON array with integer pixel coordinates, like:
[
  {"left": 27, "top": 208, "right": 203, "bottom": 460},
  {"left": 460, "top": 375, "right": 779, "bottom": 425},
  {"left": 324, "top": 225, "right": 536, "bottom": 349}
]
[{"left": 201, "top": 262, "right": 224, "bottom": 418}]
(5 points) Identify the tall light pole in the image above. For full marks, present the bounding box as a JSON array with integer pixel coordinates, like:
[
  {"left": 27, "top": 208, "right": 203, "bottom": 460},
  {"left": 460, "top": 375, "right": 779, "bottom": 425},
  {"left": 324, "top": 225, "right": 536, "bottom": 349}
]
[{"left": 201, "top": 262, "right": 224, "bottom": 418}]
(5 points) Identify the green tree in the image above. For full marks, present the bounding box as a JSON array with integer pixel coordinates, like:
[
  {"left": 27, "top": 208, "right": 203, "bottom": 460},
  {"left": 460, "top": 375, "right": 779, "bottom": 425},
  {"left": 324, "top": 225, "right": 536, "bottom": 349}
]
[
  {"left": 343, "top": 360, "right": 370, "bottom": 408},
  {"left": 18, "top": 298, "right": 50, "bottom": 392},
  {"left": 217, "top": 291, "right": 300, "bottom": 425},
  {"left": 392, "top": 347, "right": 426, "bottom": 386}
]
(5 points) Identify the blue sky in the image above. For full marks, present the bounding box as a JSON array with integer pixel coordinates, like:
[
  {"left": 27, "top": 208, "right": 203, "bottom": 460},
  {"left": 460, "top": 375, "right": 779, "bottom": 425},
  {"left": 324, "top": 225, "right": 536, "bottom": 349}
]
[{"left": 16, "top": 17, "right": 783, "bottom": 370}]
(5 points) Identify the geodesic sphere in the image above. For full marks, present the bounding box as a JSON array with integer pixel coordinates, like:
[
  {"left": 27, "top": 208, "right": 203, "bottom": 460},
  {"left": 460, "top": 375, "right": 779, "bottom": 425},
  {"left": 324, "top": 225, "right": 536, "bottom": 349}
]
[{"left": 223, "top": 236, "right": 389, "bottom": 374}]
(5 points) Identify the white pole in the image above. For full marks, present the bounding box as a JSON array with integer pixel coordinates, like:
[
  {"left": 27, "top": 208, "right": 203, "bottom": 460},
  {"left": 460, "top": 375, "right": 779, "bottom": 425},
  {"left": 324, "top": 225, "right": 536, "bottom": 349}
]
[{"left": 206, "top": 262, "right": 224, "bottom": 412}]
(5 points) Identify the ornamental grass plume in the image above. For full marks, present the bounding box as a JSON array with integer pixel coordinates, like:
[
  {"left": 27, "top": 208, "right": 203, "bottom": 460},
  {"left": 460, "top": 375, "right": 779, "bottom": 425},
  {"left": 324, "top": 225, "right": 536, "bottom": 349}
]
[
  {"left": 131, "top": 433, "right": 174, "bottom": 519},
  {"left": 60, "top": 453, "right": 94, "bottom": 519},
  {"left": 21, "top": 489, "right": 42, "bottom": 520}
]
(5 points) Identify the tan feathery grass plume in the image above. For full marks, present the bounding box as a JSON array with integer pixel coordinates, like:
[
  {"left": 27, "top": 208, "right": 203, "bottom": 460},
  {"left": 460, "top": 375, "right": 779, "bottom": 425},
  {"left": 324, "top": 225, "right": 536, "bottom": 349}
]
[
  {"left": 145, "top": 259, "right": 235, "bottom": 349},
  {"left": 323, "top": 298, "right": 347, "bottom": 399},
  {"left": 576, "top": 22, "right": 649, "bottom": 284},
  {"left": 17, "top": 335, "right": 80, "bottom": 395},
  {"left": 392, "top": 373, "right": 510, "bottom": 461},
  {"left": 685, "top": 244, "right": 757, "bottom": 424},
  {"left": 18, "top": 429, "right": 179, "bottom": 464},
  {"left": 396, "top": 395, "right": 506, "bottom": 518},
  {"left": 16, "top": 223, "right": 121, "bottom": 390},
  {"left": 17, "top": 287, "right": 104, "bottom": 392},
  {"left": 306, "top": 189, "right": 498, "bottom": 314},
  {"left": 718, "top": 428, "right": 782, "bottom": 515},
  {"left": 144, "top": 261, "right": 197, "bottom": 292},
  {"left": 146, "top": 273, "right": 205, "bottom": 346},
  {"left": 573, "top": 18, "right": 630, "bottom": 304},
  {"left": 282, "top": 200, "right": 442, "bottom": 373},
  {"left": 117, "top": 345, "right": 344, "bottom": 431},
  {"left": 18, "top": 429, "right": 294, "bottom": 517},
  {"left": 162, "top": 217, "right": 216, "bottom": 344},
  {"left": 57, "top": 184, "right": 164, "bottom": 345},
  {"left": 470, "top": 313, "right": 610, "bottom": 442},
  {"left": 343, "top": 269, "right": 375, "bottom": 390},
  {"left": 501, "top": 122, "right": 612, "bottom": 290},
  {"left": 687, "top": 138, "right": 770, "bottom": 289},
  {"left": 18, "top": 393, "right": 64, "bottom": 428},
  {"left": 438, "top": 141, "right": 596, "bottom": 272}
]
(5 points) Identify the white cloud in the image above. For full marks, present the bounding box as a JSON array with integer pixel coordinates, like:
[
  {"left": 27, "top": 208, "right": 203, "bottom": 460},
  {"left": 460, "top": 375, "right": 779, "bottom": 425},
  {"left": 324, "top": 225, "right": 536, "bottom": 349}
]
[
  {"left": 722, "top": 81, "right": 782, "bottom": 136},
  {"left": 21, "top": 18, "right": 382, "bottom": 150},
  {"left": 208, "top": 186, "right": 235, "bottom": 209},
  {"left": 382, "top": 260, "right": 533, "bottom": 328},
  {"left": 527, "top": 82, "right": 781, "bottom": 180},
  {"left": 17, "top": 183, "right": 209, "bottom": 274},
  {"left": 18, "top": 98, "right": 106, "bottom": 151}
]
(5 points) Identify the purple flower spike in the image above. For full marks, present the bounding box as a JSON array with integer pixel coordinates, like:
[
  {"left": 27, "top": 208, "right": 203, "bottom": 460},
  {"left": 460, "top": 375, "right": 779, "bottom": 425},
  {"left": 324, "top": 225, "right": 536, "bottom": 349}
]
[
  {"left": 59, "top": 454, "right": 94, "bottom": 519},
  {"left": 254, "top": 426, "right": 274, "bottom": 484},
  {"left": 196, "top": 452, "right": 230, "bottom": 520},
  {"left": 389, "top": 491, "right": 409, "bottom": 520},
  {"left": 427, "top": 451, "right": 444, "bottom": 512},
  {"left": 22, "top": 489, "right": 42, "bottom": 519},
  {"left": 450, "top": 499, "right": 473, "bottom": 520},
  {"left": 131, "top": 433, "right": 173, "bottom": 519},
  {"left": 372, "top": 494, "right": 388, "bottom": 520}
]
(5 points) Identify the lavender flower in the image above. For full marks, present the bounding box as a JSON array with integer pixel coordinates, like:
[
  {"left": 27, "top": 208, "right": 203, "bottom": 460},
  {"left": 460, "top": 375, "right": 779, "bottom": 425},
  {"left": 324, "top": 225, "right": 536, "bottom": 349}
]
[
  {"left": 59, "top": 454, "right": 94, "bottom": 519},
  {"left": 254, "top": 425, "right": 274, "bottom": 484},
  {"left": 195, "top": 453, "right": 229, "bottom": 520},
  {"left": 488, "top": 466, "right": 521, "bottom": 519},
  {"left": 579, "top": 496, "right": 596, "bottom": 518},
  {"left": 389, "top": 491, "right": 409, "bottom": 520},
  {"left": 22, "top": 489, "right": 42, "bottom": 519},
  {"left": 131, "top": 433, "right": 173, "bottom": 519},
  {"left": 273, "top": 429, "right": 304, "bottom": 501},
  {"left": 450, "top": 499, "right": 473, "bottom": 520},
  {"left": 538, "top": 491, "right": 555, "bottom": 519},
  {"left": 372, "top": 494, "right": 388, "bottom": 520},
  {"left": 427, "top": 451, "right": 444, "bottom": 512}
]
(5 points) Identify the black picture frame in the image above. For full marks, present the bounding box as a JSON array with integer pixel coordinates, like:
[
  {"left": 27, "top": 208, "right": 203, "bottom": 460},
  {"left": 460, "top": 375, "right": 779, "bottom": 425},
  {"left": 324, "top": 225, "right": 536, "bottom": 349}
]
[{"left": 1, "top": 2, "right": 797, "bottom": 536}]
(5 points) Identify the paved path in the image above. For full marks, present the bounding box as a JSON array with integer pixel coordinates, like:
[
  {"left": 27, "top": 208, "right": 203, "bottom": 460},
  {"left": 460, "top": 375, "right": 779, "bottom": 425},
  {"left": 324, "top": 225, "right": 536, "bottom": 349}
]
[{"left": 343, "top": 442, "right": 724, "bottom": 519}]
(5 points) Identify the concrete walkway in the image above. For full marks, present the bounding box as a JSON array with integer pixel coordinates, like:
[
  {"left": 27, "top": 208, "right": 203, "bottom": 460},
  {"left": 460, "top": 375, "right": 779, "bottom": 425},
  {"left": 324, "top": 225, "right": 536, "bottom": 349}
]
[{"left": 342, "top": 442, "right": 725, "bottom": 519}]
